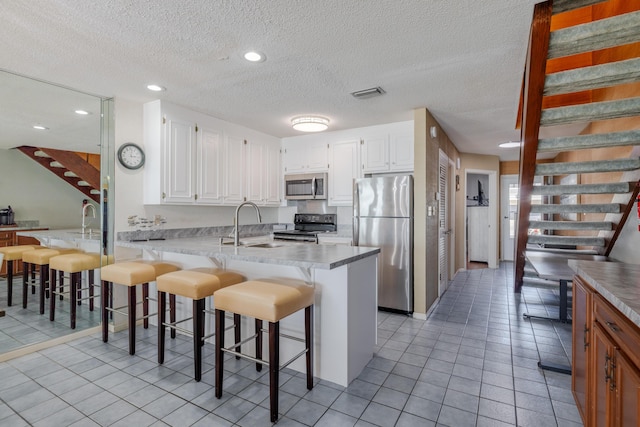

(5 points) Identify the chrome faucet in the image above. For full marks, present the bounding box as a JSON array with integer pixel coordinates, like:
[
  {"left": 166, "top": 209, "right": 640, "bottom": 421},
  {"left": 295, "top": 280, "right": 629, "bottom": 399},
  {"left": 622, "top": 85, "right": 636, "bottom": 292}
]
[
  {"left": 82, "top": 202, "right": 97, "bottom": 234},
  {"left": 234, "top": 201, "right": 262, "bottom": 246}
]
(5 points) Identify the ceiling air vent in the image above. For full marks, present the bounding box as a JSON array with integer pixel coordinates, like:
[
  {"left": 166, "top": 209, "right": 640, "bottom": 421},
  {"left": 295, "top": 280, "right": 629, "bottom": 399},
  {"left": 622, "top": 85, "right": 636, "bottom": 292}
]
[{"left": 351, "top": 86, "right": 385, "bottom": 99}]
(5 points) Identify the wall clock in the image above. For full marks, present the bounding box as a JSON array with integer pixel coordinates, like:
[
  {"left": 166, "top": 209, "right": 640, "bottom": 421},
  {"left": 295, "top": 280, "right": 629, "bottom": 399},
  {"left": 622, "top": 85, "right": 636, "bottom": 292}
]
[{"left": 117, "top": 142, "right": 145, "bottom": 170}]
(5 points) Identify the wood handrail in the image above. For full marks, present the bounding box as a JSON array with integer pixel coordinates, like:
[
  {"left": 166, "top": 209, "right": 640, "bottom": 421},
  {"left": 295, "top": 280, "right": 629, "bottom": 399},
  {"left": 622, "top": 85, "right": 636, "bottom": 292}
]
[{"left": 514, "top": 1, "right": 553, "bottom": 293}]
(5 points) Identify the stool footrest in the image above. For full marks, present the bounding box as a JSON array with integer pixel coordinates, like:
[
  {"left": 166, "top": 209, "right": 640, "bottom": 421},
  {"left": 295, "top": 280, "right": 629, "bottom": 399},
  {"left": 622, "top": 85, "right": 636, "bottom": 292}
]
[{"left": 221, "top": 345, "right": 309, "bottom": 371}]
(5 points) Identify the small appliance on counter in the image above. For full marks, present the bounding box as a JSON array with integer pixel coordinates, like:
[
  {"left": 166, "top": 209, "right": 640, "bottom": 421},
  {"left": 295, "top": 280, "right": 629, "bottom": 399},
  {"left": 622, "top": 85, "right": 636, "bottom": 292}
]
[
  {"left": 0, "top": 206, "right": 15, "bottom": 226},
  {"left": 273, "top": 213, "right": 337, "bottom": 242}
]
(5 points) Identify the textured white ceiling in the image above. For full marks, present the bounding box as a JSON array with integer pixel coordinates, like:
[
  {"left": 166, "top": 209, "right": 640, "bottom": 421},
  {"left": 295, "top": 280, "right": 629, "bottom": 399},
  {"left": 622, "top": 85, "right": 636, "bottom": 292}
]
[{"left": 0, "top": 0, "right": 542, "bottom": 160}]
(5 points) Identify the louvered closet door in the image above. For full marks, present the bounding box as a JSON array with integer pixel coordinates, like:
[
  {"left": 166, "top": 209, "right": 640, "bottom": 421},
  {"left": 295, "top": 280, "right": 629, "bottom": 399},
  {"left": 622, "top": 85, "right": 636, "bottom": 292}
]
[{"left": 438, "top": 150, "right": 449, "bottom": 296}]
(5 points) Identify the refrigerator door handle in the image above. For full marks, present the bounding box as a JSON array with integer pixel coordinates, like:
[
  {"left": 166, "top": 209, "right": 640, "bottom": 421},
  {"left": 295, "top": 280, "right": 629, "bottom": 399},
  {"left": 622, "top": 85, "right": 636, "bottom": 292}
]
[{"left": 353, "top": 181, "right": 359, "bottom": 246}]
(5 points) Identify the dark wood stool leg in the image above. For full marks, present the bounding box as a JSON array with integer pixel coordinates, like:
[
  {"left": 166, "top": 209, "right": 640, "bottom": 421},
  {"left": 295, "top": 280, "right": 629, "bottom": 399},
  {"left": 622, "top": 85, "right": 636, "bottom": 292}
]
[
  {"left": 193, "top": 299, "right": 204, "bottom": 381},
  {"left": 70, "top": 272, "right": 79, "bottom": 329},
  {"left": 49, "top": 268, "right": 57, "bottom": 321},
  {"left": 77, "top": 271, "right": 83, "bottom": 306},
  {"left": 44, "top": 266, "right": 50, "bottom": 299},
  {"left": 306, "top": 305, "right": 313, "bottom": 390},
  {"left": 58, "top": 270, "right": 64, "bottom": 301},
  {"left": 215, "top": 309, "right": 225, "bottom": 398},
  {"left": 142, "top": 283, "right": 149, "bottom": 328},
  {"left": 269, "top": 321, "right": 280, "bottom": 423},
  {"left": 255, "top": 319, "right": 263, "bottom": 372},
  {"left": 31, "top": 264, "right": 36, "bottom": 294},
  {"left": 39, "top": 264, "right": 47, "bottom": 314},
  {"left": 89, "top": 270, "right": 95, "bottom": 311},
  {"left": 158, "top": 291, "right": 166, "bottom": 364},
  {"left": 7, "top": 260, "right": 13, "bottom": 306},
  {"left": 234, "top": 313, "right": 241, "bottom": 359},
  {"left": 170, "top": 294, "right": 176, "bottom": 339},
  {"left": 101, "top": 280, "right": 109, "bottom": 342},
  {"left": 22, "top": 261, "right": 29, "bottom": 309},
  {"left": 128, "top": 285, "right": 136, "bottom": 355}
]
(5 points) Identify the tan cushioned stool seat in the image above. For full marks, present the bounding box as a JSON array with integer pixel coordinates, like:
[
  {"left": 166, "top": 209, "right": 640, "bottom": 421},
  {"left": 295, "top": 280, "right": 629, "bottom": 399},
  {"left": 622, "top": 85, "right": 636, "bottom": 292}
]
[
  {"left": 50, "top": 253, "right": 102, "bottom": 273},
  {"left": 214, "top": 280, "right": 315, "bottom": 323},
  {"left": 23, "top": 248, "right": 80, "bottom": 265},
  {"left": 157, "top": 268, "right": 245, "bottom": 300},
  {"left": 101, "top": 261, "right": 180, "bottom": 286},
  {"left": 0, "top": 245, "right": 42, "bottom": 261}
]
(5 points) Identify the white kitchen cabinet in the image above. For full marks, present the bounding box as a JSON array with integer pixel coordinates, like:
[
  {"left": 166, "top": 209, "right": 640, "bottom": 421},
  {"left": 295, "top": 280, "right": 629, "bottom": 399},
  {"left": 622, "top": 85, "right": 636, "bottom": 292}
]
[
  {"left": 144, "top": 100, "right": 226, "bottom": 205},
  {"left": 246, "top": 139, "right": 281, "bottom": 206},
  {"left": 361, "top": 130, "right": 414, "bottom": 174},
  {"left": 329, "top": 139, "right": 360, "bottom": 206},
  {"left": 223, "top": 134, "right": 245, "bottom": 204},
  {"left": 282, "top": 139, "right": 328, "bottom": 173}
]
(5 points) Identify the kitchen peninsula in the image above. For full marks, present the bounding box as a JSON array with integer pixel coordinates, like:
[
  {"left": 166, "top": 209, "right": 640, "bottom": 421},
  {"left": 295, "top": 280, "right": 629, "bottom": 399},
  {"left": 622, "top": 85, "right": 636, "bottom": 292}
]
[{"left": 19, "top": 228, "right": 380, "bottom": 387}]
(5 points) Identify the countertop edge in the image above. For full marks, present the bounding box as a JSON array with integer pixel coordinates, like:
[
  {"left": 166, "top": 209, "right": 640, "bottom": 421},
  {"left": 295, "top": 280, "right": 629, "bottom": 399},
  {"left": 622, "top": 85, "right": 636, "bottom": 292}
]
[{"left": 569, "top": 260, "right": 640, "bottom": 329}]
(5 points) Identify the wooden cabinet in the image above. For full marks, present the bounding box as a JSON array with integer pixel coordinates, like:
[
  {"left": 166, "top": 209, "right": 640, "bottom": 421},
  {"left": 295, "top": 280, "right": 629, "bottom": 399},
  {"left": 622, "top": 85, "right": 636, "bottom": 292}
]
[
  {"left": 572, "top": 276, "right": 591, "bottom": 422},
  {"left": 0, "top": 230, "right": 14, "bottom": 276},
  {"left": 328, "top": 139, "right": 360, "bottom": 206},
  {"left": 573, "top": 274, "right": 640, "bottom": 426},
  {"left": 1, "top": 229, "right": 47, "bottom": 276}
]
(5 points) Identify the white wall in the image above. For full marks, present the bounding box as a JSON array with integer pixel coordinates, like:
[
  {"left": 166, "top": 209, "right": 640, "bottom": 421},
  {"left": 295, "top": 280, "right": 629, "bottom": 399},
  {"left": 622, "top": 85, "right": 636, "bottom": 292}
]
[
  {"left": 609, "top": 207, "right": 640, "bottom": 265},
  {"left": 0, "top": 149, "right": 91, "bottom": 228}
]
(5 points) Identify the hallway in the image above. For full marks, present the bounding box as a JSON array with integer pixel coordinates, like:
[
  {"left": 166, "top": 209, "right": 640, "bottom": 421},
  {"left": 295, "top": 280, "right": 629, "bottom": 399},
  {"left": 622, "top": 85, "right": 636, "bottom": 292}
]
[{"left": 0, "top": 263, "right": 581, "bottom": 426}]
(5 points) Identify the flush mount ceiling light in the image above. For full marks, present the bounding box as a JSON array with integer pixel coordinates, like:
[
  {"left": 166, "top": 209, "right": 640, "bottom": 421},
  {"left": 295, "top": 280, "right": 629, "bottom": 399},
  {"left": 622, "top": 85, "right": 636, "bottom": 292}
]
[
  {"left": 33, "top": 125, "right": 48, "bottom": 130},
  {"left": 291, "top": 116, "right": 330, "bottom": 132},
  {"left": 146, "top": 84, "right": 166, "bottom": 92},
  {"left": 75, "top": 109, "right": 90, "bottom": 115},
  {"left": 244, "top": 51, "right": 266, "bottom": 62},
  {"left": 499, "top": 141, "right": 522, "bottom": 148}
]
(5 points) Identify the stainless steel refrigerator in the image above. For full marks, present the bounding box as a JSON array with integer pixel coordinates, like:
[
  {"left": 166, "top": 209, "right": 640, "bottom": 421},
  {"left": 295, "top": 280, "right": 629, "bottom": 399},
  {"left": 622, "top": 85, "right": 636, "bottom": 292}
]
[{"left": 353, "top": 175, "right": 413, "bottom": 313}]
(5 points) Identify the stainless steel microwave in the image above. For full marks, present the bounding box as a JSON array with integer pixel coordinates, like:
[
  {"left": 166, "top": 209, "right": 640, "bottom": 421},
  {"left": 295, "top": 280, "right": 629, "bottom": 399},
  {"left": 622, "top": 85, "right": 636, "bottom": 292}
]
[{"left": 284, "top": 173, "right": 328, "bottom": 200}]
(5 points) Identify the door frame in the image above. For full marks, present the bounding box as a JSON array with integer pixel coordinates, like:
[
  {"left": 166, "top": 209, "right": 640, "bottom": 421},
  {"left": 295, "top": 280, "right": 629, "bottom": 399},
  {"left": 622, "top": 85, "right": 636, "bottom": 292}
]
[
  {"left": 500, "top": 174, "right": 518, "bottom": 261},
  {"left": 464, "top": 169, "right": 498, "bottom": 269}
]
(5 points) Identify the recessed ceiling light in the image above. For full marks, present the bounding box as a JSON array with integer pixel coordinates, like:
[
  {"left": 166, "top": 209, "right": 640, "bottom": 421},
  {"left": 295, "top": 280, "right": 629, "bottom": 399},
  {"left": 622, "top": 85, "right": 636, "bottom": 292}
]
[
  {"left": 291, "top": 116, "right": 330, "bottom": 132},
  {"left": 33, "top": 125, "right": 49, "bottom": 130},
  {"left": 244, "top": 51, "right": 266, "bottom": 62},
  {"left": 499, "top": 141, "right": 522, "bottom": 148},
  {"left": 75, "top": 110, "right": 90, "bottom": 115},
  {"left": 147, "top": 84, "right": 166, "bottom": 92}
]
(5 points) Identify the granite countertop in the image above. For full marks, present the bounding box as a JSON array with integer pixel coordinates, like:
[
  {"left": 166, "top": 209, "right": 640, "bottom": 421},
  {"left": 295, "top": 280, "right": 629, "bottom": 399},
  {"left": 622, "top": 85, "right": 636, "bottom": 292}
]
[
  {"left": 117, "top": 235, "right": 379, "bottom": 270},
  {"left": 569, "top": 260, "right": 640, "bottom": 329},
  {"left": 16, "top": 228, "right": 100, "bottom": 244}
]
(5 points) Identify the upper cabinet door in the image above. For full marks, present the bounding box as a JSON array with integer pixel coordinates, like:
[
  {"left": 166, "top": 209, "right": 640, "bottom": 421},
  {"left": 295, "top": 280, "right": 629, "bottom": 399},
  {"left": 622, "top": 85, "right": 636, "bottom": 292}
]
[
  {"left": 223, "top": 134, "right": 245, "bottom": 204},
  {"left": 329, "top": 139, "right": 360, "bottom": 206},
  {"left": 306, "top": 141, "right": 329, "bottom": 171},
  {"left": 164, "top": 116, "right": 196, "bottom": 203},
  {"left": 282, "top": 140, "right": 328, "bottom": 173},
  {"left": 362, "top": 136, "right": 389, "bottom": 173},
  {"left": 196, "top": 126, "right": 223, "bottom": 204},
  {"left": 390, "top": 133, "right": 414, "bottom": 172},
  {"left": 245, "top": 139, "right": 264, "bottom": 203}
]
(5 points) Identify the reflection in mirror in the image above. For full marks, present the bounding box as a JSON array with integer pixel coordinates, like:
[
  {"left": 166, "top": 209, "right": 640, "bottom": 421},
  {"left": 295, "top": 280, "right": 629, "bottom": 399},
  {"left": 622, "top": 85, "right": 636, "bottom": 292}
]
[{"left": 0, "top": 69, "right": 112, "bottom": 356}]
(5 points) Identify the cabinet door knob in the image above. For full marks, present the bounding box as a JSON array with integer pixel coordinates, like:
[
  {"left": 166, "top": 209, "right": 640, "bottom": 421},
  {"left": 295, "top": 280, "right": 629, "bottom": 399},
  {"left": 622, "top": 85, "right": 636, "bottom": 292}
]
[{"left": 606, "top": 321, "right": 619, "bottom": 332}]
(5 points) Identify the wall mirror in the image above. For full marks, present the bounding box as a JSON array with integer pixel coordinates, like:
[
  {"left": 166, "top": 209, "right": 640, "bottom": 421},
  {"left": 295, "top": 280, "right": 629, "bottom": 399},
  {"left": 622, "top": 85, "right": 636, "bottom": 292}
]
[{"left": 0, "top": 69, "right": 114, "bottom": 356}]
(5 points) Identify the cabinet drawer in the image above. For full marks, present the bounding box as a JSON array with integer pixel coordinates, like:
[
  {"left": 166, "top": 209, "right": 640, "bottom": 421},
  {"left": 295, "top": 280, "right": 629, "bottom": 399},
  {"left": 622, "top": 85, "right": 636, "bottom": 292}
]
[
  {"left": 594, "top": 294, "right": 640, "bottom": 368},
  {"left": 0, "top": 231, "right": 14, "bottom": 242}
]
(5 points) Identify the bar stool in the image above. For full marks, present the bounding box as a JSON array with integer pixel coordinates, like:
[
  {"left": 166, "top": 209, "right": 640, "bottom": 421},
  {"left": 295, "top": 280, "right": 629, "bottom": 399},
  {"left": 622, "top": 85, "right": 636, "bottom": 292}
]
[
  {"left": 100, "top": 260, "right": 180, "bottom": 355},
  {"left": 156, "top": 268, "right": 245, "bottom": 381},
  {"left": 214, "top": 280, "right": 315, "bottom": 422},
  {"left": 22, "top": 248, "right": 81, "bottom": 313},
  {"left": 49, "top": 253, "right": 104, "bottom": 328},
  {"left": 0, "top": 245, "right": 41, "bottom": 306}
]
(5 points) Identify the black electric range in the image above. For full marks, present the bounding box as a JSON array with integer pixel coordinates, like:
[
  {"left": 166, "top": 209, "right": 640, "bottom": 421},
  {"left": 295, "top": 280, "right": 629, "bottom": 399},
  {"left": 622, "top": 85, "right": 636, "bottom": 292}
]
[{"left": 273, "top": 213, "right": 337, "bottom": 242}]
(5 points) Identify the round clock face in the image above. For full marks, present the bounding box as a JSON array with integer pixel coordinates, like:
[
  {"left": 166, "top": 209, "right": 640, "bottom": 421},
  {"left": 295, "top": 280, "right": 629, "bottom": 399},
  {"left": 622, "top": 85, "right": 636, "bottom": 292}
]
[{"left": 118, "top": 143, "right": 145, "bottom": 170}]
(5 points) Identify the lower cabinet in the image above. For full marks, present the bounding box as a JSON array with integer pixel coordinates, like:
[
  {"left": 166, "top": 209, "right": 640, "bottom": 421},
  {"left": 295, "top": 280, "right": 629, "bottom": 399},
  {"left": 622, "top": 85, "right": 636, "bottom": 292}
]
[{"left": 573, "top": 274, "right": 640, "bottom": 426}]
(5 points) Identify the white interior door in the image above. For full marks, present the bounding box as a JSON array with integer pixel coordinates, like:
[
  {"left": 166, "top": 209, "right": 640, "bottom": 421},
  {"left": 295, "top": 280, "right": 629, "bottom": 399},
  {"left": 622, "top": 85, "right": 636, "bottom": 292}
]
[
  {"left": 500, "top": 175, "right": 518, "bottom": 261},
  {"left": 438, "top": 150, "right": 450, "bottom": 296}
]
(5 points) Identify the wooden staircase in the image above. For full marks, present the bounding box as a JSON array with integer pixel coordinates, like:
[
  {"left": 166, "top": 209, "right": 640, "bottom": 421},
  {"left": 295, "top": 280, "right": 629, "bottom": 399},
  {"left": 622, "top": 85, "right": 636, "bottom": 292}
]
[
  {"left": 515, "top": 0, "right": 640, "bottom": 292},
  {"left": 17, "top": 146, "right": 101, "bottom": 203}
]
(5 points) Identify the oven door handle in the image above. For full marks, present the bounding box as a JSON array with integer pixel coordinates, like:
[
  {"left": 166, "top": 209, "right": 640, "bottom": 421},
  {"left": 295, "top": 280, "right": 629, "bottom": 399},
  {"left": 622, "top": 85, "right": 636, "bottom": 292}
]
[{"left": 311, "top": 177, "right": 317, "bottom": 199}]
